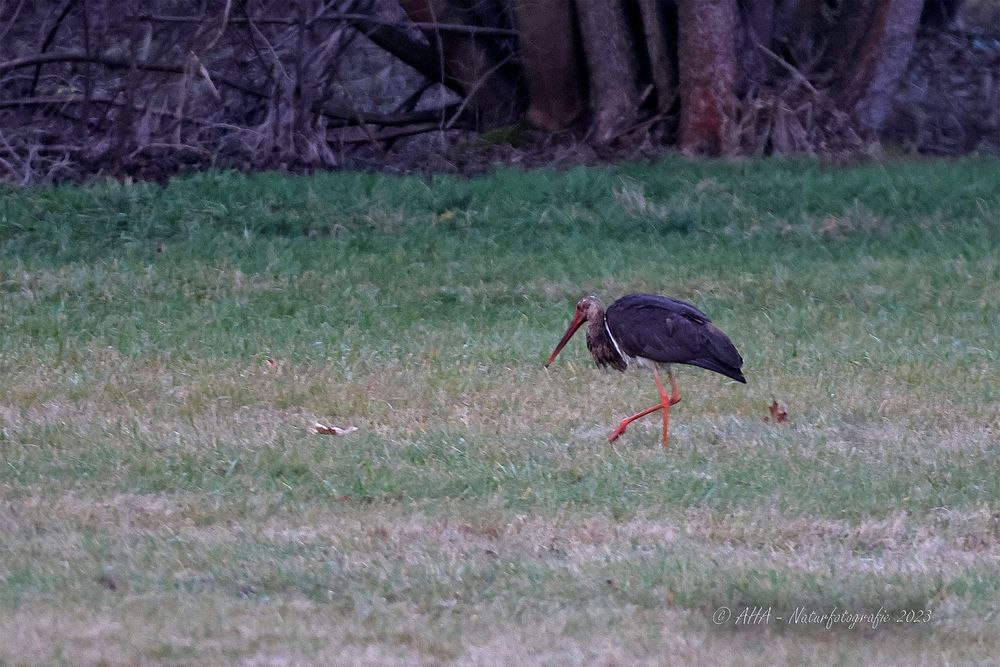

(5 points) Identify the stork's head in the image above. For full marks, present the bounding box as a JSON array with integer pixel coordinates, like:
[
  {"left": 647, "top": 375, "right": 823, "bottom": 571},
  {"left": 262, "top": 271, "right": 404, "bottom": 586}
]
[
  {"left": 545, "top": 295, "right": 605, "bottom": 367},
  {"left": 575, "top": 295, "right": 604, "bottom": 321}
]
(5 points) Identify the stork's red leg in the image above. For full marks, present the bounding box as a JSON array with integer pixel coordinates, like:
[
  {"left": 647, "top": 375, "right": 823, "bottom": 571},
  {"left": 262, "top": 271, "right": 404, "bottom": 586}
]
[
  {"left": 608, "top": 403, "right": 662, "bottom": 442},
  {"left": 651, "top": 366, "right": 673, "bottom": 449},
  {"left": 607, "top": 366, "right": 682, "bottom": 445}
]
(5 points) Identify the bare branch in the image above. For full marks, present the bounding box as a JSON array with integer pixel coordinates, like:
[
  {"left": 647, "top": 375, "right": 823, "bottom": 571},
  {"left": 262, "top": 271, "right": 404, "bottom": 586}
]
[
  {"left": 0, "top": 0, "right": 514, "bottom": 182},
  {"left": 127, "top": 12, "right": 518, "bottom": 36},
  {"left": 351, "top": 18, "right": 458, "bottom": 92},
  {"left": 30, "top": 0, "right": 75, "bottom": 95},
  {"left": 754, "top": 42, "right": 820, "bottom": 95},
  {"left": 445, "top": 53, "right": 514, "bottom": 129},
  {"left": 0, "top": 0, "right": 28, "bottom": 46},
  {"left": 331, "top": 122, "right": 450, "bottom": 144}
]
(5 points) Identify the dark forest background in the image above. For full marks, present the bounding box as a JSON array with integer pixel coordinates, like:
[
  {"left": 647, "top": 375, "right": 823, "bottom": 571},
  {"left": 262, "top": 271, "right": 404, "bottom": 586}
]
[{"left": 0, "top": 0, "right": 997, "bottom": 184}]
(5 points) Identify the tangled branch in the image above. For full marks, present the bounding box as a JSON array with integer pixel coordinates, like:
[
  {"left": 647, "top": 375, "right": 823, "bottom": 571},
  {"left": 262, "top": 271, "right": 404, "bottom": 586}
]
[{"left": 0, "top": 0, "right": 503, "bottom": 183}]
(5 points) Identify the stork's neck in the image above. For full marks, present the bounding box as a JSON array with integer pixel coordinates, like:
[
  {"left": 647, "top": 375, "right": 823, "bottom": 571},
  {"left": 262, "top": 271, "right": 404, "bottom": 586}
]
[{"left": 586, "top": 314, "right": 628, "bottom": 371}]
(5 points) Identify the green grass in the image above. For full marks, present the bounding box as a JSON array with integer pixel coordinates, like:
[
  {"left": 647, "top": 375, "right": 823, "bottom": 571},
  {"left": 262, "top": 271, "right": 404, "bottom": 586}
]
[{"left": 1, "top": 158, "right": 998, "bottom": 664}]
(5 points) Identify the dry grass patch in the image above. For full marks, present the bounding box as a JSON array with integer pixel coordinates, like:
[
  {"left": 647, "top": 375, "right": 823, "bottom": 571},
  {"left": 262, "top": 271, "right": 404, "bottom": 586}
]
[{"left": 2, "top": 503, "right": 1000, "bottom": 664}]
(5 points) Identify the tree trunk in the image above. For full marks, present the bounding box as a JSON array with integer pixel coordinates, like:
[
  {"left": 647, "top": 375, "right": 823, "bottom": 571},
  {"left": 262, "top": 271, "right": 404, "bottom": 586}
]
[
  {"left": 921, "top": 0, "right": 964, "bottom": 28},
  {"left": 738, "top": 0, "right": 774, "bottom": 87},
  {"left": 819, "top": 0, "right": 880, "bottom": 74},
  {"left": 397, "top": 0, "right": 521, "bottom": 129},
  {"left": 834, "top": 0, "right": 924, "bottom": 133},
  {"left": 774, "top": 0, "right": 828, "bottom": 69},
  {"left": 677, "top": 0, "right": 739, "bottom": 155},
  {"left": 574, "top": 0, "right": 639, "bottom": 144},
  {"left": 638, "top": 0, "right": 676, "bottom": 113},
  {"left": 744, "top": 0, "right": 775, "bottom": 46},
  {"left": 514, "top": 0, "right": 584, "bottom": 131}
]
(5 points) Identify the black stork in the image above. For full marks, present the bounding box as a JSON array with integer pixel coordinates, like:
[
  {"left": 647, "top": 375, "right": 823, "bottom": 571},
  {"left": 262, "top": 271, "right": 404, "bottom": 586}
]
[{"left": 545, "top": 293, "right": 746, "bottom": 448}]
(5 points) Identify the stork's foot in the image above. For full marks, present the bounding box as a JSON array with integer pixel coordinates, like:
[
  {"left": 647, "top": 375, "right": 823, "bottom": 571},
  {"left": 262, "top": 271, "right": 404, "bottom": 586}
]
[{"left": 608, "top": 420, "right": 631, "bottom": 442}]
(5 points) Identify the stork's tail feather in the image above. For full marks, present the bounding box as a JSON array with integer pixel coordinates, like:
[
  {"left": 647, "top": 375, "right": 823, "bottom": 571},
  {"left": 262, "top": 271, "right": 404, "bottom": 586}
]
[{"left": 687, "top": 358, "right": 747, "bottom": 383}]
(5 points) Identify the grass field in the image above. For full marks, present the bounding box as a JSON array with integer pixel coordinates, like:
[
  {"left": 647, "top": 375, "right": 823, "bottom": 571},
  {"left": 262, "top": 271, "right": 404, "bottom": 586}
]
[{"left": 1, "top": 158, "right": 998, "bottom": 664}]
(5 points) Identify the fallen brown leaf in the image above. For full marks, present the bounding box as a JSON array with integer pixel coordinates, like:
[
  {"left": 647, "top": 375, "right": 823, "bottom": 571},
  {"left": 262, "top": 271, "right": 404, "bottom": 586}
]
[{"left": 765, "top": 400, "right": 790, "bottom": 424}]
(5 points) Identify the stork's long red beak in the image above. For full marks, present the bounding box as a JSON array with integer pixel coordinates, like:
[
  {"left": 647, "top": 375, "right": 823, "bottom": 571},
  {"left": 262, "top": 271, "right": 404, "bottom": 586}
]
[{"left": 546, "top": 310, "right": 586, "bottom": 367}]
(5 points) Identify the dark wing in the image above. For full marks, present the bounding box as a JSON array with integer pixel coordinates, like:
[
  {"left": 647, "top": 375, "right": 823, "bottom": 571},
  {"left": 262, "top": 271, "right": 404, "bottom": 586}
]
[{"left": 606, "top": 293, "right": 746, "bottom": 383}]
